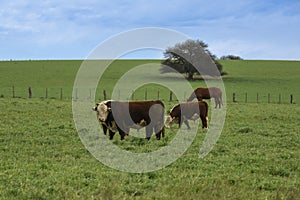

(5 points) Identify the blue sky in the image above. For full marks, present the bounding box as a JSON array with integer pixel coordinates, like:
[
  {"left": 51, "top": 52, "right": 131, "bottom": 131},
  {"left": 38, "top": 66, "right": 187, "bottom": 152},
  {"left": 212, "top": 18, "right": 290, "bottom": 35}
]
[{"left": 0, "top": 0, "right": 300, "bottom": 60}]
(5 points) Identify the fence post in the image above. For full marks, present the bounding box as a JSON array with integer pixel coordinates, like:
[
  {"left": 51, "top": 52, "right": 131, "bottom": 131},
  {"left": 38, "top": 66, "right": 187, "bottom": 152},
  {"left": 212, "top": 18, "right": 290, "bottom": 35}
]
[
  {"left": 268, "top": 93, "right": 270, "bottom": 103},
  {"left": 279, "top": 93, "right": 281, "bottom": 104},
  {"left": 169, "top": 91, "right": 173, "bottom": 101},
  {"left": 29, "top": 87, "right": 32, "bottom": 98},
  {"left": 145, "top": 88, "right": 147, "bottom": 100},
  {"left": 256, "top": 93, "right": 259, "bottom": 103},
  {"left": 46, "top": 88, "right": 48, "bottom": 99},
  {"left": 12, "top": 86, "right": 15, "bottom": 98},
  {"left": 290, "top": 94, "right": 293, "bottom": 104},
  {"left": 157, "top": 90, "right": 160, "bottom": 100},
  {"left": 245, "top": 93, "right": 247, "bottom": 103},
  {"left": 103, "top": 89, "right": 107, "bottom": 100},
  {"left": 233, "top": 93, "right": 236, "bottom": 102}
]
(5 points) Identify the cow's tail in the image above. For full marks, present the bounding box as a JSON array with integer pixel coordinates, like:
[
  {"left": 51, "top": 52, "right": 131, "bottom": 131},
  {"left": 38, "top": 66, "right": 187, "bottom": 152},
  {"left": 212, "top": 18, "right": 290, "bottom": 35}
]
[{"left": 159, "top": 101, "right": 165, "bottom": 138}]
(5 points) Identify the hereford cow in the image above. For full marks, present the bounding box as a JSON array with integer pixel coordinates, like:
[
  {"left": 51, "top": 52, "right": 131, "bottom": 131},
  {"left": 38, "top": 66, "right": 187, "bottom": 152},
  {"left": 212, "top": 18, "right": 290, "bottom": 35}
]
[
  {"left": 187, "top": 87, "right": 223, "bottom": 108},
  {"left": 165, "top": 101, "right": 208, "bottom": 129},
  {"left": 93, "top": 100, "right": 165, "bottom": 140}
]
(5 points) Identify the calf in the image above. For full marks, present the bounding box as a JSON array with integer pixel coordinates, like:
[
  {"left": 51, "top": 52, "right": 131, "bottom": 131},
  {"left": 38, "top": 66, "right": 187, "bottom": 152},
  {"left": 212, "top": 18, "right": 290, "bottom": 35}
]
[
  {"left": 93, "top": 100, "right": 165, "bottom": 140},
  {"left": 165, "top": 101, "right": 208, "bottom": 129}
]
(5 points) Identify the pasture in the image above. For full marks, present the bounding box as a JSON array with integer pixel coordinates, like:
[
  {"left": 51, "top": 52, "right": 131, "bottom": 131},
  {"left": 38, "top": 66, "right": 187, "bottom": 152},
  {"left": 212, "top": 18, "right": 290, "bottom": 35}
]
[
  {"left": 0, "top": 60, "right": 299, "bottom": 103},
  {"left": 0, "top": 60, "right": 300, "bottom": 199}
]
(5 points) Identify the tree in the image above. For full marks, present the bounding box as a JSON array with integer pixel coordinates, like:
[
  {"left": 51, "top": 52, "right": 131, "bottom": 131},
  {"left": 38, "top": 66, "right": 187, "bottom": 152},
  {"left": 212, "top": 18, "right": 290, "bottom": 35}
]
[
  {"left": 220, "top": 55, "right": 243, "bottom": 60},
  {"left": 161, "top": 39, "right": 223, "bottom": 80}
]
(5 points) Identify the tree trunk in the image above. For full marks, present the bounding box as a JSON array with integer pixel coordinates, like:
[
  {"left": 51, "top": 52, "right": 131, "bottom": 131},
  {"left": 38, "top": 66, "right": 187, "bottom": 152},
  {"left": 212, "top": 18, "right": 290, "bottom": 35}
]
[{"left": 187, "top": 72, "right": 193, "bottom": 80}]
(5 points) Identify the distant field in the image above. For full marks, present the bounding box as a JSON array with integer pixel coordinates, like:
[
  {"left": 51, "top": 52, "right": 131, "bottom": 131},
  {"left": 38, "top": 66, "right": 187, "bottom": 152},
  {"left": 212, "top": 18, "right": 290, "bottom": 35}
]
[
  {"left": 0, "top": 60, "right": 299, "bottom": 103},
  {"left": 219, "top": 60, "right": 300, "bottom": 104},
  {"left": 0, "top": 60, "right": 300, "bottom": 199}
]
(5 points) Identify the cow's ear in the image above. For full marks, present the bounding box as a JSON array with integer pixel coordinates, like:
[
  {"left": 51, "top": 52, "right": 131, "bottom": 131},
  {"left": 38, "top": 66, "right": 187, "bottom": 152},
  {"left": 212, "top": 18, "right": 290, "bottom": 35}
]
[{"left": 93, "top": 103, "right": 99, "bottom": 111}]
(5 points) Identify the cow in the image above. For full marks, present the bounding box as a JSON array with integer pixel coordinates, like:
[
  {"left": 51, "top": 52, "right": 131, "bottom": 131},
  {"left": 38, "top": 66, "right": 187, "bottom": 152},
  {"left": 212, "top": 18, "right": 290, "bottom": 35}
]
[
  {"left": 165, "top": 101, "right": 208, "bottom": 129},
  {"left": 187, "top": 87, "right": 223, "bottom": 108},
  {"left": 93, "top": 100, "right": 165, "bottom": 140}
]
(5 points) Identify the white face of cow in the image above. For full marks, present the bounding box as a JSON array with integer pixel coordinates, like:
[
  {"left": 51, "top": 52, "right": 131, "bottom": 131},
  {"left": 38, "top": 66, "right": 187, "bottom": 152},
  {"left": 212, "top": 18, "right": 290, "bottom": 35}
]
[
  {"left": 93, "top": 101, "right": 111, "bottom": 122},
  {"left": 165, "top": 116, "right": 174, "bottom": 128}
]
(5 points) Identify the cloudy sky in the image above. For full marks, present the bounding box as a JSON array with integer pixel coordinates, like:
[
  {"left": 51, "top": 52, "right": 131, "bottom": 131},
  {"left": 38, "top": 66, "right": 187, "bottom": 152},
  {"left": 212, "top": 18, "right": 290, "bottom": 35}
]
[{"left": 0, "top": 0, "right": 299, "bottom": 60}]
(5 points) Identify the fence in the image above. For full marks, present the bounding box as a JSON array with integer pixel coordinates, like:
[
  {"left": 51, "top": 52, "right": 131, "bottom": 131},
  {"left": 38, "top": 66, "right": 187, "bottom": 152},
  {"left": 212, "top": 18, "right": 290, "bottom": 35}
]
[
  {"left": 4, "top": 86, "right": 67, "bottom": 100},
  {"left": 0, "top": 86, "right": 296, "bottom": 104},
  {"left": 232, "top": 92, "right": 295, "bottom": 104},
  {"left": 0, "top": 86, "right": 182, "bottom": 102}
]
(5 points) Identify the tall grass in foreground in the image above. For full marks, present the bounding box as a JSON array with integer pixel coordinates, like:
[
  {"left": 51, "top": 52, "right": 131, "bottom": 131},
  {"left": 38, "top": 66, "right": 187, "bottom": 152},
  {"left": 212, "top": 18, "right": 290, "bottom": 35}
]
[{"left": 0, "top": 98, "right": 299, "bottom": 199}]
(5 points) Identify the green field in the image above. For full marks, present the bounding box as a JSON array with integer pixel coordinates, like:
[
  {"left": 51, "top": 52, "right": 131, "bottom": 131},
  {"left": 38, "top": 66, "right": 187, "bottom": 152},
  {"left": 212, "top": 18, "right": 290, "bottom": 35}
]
[
  {"left": 0, "top": 60, "right": 299, "bottom": 103},
  {"left": 0, "top": 60, "right": 300, "bottom": 199}
]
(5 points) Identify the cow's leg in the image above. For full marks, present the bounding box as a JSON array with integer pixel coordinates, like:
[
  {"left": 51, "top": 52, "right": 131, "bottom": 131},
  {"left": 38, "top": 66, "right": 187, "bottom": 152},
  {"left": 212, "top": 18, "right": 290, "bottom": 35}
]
[
  {"left": 200, "top": 115, "right": 208, "bottom": 128},
  {"left": 154, "top": 124, "right": 164, "bottom": 140},
  {"left": 161, "top": 127, "right": 165, "bottom": 138},
  {"left": 214, "top": 97, "right": 218, "bottom": 109},
  {"left": 119, "top": 131, "right": 126, "bottom": 140},
  {"left": 102, "top": 124, "right": 107, "bottom": 135},
  {"left": 146, "top": 126, "right": 153, "bottom": 140},
  {"left": 118, "top": 127, "right": 129, "bottom": 140},
  {"left": 109, "top": 130, "right": 115, "bottom": 140},
  {"left": 178, "top": 117, "right": 183, "bottom": 128},
  {"left": 183, "top": 120, "right": 191, "bottom": 129}
]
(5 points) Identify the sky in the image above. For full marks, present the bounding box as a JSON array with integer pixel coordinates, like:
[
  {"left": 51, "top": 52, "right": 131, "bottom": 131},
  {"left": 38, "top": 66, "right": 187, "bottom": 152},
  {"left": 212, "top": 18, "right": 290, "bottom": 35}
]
[{"left": 0, "top": 0, "right": 300, "bottom": 60}]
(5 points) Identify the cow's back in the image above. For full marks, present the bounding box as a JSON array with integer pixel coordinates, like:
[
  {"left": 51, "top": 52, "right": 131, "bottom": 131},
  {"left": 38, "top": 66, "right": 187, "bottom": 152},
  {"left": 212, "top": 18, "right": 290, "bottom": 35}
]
[{"left": 112, "top": 100, "right": 164, "bottom": 126}]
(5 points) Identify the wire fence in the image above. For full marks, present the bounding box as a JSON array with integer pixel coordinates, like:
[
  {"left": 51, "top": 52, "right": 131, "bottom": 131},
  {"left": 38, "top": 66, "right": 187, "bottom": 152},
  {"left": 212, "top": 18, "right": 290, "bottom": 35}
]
[
  {"left": 231, "top": 92, "right": 295, "bottom": 104},
  {"left": 0, "top": 86, "right": 296, "bottom": 104}
]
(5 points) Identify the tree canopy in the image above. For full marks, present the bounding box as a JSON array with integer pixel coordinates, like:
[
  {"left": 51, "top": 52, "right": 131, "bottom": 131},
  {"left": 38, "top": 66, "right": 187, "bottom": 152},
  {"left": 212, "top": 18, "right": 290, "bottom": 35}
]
[
  {"left": 220, "top": 55, "right": 243, "bottom": 60},
  {"left": 160, "top": 39, "right": 224, "bottom": 79}
]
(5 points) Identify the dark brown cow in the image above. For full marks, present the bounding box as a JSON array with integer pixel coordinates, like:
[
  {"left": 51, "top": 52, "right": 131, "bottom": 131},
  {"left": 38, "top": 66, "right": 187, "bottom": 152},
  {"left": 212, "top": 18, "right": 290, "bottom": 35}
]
[
  {"left": 93, "top": 100, "right": 165, "bottom": 140},
  {"left": 187, "top": 87, "right": 223, "bottom": 108},
  {"left": 165, "top": 101, "right": 208, "bottom": 129}
]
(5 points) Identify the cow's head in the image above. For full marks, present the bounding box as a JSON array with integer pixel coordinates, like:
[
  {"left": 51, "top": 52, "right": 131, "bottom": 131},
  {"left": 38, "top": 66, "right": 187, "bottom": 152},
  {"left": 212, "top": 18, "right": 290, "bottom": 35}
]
[
  {"left": 93, "top": 101, "right": 111, "bottom": 122},
  {"left": 165, "top": 115, "right": 178, "bottom": 128}
]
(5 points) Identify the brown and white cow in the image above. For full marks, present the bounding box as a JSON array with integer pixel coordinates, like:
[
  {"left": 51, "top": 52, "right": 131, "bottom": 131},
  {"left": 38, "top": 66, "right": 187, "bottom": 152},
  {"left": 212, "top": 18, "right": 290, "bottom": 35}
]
[
  {"left": 187, "top": 87, "right": 223, "bottom": 108},
  {"left": 93, "top": 100, "right": 165, "bottom": 140},
  {"left": 165, "top": 101, "right": 208, "bottom": 129}
]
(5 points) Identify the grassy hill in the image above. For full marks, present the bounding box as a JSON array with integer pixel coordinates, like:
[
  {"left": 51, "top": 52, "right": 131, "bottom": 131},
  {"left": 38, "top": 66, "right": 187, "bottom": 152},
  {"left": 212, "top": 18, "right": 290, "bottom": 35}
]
[{"left": 0, "top": 59, "right": 299, "bottom": 103}]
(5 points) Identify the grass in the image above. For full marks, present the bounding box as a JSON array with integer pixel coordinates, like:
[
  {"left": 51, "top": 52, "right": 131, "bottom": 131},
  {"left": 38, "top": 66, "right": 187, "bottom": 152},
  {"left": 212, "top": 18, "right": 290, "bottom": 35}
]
[
  {"left": 0, "top": 98, "right": 299, "bottom": 199},
  {"left": 0, "top": 59, "right": 300, "bottom": 199}
]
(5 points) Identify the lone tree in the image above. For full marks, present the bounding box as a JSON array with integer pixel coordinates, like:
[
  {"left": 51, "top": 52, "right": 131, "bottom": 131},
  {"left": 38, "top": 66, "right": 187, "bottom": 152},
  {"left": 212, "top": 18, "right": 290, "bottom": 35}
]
[
  {"left": 161, "top": 39, "right": 224, "bottom": 80},
  {"left": 220, "top": 55, "right": 243, "bottom": 60}
]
